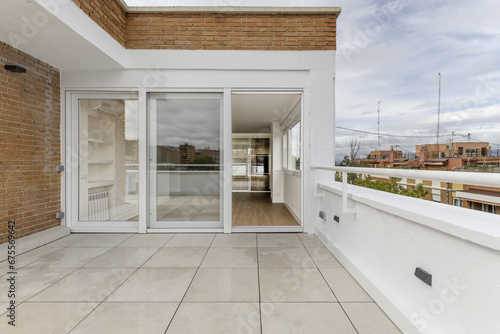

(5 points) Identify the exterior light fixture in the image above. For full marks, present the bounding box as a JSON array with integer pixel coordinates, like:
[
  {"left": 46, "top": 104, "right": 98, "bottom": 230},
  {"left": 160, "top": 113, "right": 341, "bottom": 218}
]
[{"left": 4, "top": 65, "right": 26, "bottom": 73}]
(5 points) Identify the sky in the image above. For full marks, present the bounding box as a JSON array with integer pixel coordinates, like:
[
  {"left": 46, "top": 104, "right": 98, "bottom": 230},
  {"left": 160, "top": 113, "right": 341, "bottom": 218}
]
[{"left": 125, "top": 0, "right": 500, "bottom": 161}]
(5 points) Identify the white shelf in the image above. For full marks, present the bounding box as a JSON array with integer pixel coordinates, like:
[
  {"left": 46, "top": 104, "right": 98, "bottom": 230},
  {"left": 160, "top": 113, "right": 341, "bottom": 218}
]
[
  {"left": 88, "top": 138, "right": 113, "bottom": 144},
  {"left": 88, "top": 160, "right": 114, "bottom": 164},
  {"left": 88, "top": 180, "right": 115, "bottom": 188}
]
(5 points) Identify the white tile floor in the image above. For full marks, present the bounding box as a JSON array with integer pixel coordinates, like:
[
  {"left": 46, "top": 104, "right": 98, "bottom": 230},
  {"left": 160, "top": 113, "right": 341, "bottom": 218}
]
[{"left": 0, "top": 233, "right": 402, "bottom": 334}]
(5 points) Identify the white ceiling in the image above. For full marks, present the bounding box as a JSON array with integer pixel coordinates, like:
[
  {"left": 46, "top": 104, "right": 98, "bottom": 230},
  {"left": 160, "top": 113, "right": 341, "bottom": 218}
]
[
  {"left": 231, "top": 93, "right": 301, "bottom": 133},
  {"left": 0, "top": 0, "right": 122, "bottom": 70}
]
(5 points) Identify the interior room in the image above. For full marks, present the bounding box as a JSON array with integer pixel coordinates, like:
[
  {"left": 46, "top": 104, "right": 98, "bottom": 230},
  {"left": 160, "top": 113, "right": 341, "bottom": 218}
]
[{"left": 231, "top": 92, "right": 303, "bottom": 227}]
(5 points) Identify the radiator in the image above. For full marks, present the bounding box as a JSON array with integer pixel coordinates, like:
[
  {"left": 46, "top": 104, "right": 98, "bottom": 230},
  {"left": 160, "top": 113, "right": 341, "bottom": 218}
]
[{"left": 88, "top": 191, "right": 109, "bottom": 221}]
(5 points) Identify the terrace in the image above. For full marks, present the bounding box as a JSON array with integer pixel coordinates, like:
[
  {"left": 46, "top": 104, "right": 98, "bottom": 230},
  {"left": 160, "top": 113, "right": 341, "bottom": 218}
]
[
  {"left": 1, "top": 1, "right": 500, "bottom": 333},
  {"left": 0, "top": 233, "right": 400, "bottom": 333}
]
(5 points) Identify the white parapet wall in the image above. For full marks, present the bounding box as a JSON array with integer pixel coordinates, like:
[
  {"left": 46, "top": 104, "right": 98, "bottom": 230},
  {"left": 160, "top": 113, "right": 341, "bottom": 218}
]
[{"left": 314, "top": 179, "right": 500, "bottom": 334}]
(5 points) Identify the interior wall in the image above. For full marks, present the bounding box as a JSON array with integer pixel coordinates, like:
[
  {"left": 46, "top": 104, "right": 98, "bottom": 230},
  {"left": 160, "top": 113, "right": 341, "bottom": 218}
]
[{"left": 284, "top": 172, "right": 302, "bottom": 223}]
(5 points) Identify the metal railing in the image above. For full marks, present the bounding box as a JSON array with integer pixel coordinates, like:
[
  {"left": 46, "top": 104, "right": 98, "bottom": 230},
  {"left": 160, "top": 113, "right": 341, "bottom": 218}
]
[{"left": 312, "top": 166, "right": 500, "bottom": 214}]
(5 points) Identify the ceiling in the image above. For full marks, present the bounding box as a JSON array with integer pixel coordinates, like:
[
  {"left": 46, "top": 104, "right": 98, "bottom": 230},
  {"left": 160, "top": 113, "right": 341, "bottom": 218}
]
[
  {"left": 231, "top": 93, "right": 301, "bottom": 133},
  {"left": 0, "top": 0, "right": 122, "bottom": 70}
]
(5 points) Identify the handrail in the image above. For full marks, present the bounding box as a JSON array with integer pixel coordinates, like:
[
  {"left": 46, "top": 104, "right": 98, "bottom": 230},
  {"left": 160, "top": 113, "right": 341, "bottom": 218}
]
[
  {"left": 312, "top": 166, "right": 500, "bottom": 188},
  {"left": 312, "top": 165, "right": 500, "bottom": 215}
]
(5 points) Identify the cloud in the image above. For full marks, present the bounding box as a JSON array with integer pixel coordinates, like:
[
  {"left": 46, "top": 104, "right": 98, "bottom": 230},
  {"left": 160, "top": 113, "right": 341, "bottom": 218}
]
[
  {"left": 156, "top": 99, "right": 221, "bottom": 149},
  {"left": 334, "top": 0, "right": 500, "bottom": 160}
]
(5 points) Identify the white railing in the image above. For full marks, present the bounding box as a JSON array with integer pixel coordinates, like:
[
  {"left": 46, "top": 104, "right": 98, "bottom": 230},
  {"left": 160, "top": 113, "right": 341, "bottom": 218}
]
[{"left": 312, "top": 166, "right": 500, "bottom": 214}]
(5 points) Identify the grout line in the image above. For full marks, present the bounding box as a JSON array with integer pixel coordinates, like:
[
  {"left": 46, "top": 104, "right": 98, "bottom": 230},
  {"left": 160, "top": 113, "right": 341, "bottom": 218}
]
[
  {"left": 163, "top": 233, "right": 216, "bottom": 334},
  {"left": 256, "top": 233, "right": 264, "bottom": 334},
  {"left": 66, "top": 237, "right": 166, "bottom": 333},
  {"left": 303, "top": 237, "right": 360, "bottom": 334}
]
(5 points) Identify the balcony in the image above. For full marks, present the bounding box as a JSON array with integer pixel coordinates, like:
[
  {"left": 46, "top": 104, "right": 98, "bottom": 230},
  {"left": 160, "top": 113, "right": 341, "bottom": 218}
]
[
  {"left": 0, "top": 233, "right": 400, "bottom": 333},
  {"left": 312, "top": 166, "right": 500, "bottom": 334}
]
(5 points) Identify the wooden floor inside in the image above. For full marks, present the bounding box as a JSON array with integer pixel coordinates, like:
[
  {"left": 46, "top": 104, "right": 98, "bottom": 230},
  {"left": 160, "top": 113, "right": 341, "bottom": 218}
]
[{"left": 232, "top": 192, "right": 300, "bottom": 226}]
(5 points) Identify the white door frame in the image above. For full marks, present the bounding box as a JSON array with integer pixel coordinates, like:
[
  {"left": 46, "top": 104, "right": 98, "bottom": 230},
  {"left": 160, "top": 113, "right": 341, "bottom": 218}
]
[
  {"left": 229, "top": 89, "right": 305, "bottom": 233},
  {"left": 65, "top": 88, "right": 307, "bottom": 234},
  {"left": 66, "top": 91, "right": 140, "bottom": 233}
]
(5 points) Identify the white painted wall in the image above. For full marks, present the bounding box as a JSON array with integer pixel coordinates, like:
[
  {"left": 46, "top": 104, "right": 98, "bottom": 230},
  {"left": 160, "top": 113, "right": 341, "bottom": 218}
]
[
  {"left": 271, "top": 121, "right": 284, "bottom": 203},
  {"left": 284, "top": 172, "right": 301, "bottom": 223},
  {"left": 314, "top": 180, "right": 500, "bottom": 334}
]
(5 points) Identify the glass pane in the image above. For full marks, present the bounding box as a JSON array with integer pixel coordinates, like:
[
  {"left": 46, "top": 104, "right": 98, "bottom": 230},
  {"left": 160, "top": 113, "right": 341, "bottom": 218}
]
[
  {"left": 232, "top": 138, "right": 250, "bottom": 191},
  {"left": 149, "top": 94, "right": 222, "bottom": 227},
  {"left": 251, "top": 138, "right": 270, "bottom": 191},
  {"left": 79, "top": 99, "right": 139, "bottom": 221},
  {"left": 290, "top": 122, "right": 301, "bottom": 171}
]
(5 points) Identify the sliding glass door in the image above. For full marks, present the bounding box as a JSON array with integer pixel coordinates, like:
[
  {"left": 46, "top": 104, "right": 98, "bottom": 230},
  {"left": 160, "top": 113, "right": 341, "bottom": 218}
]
[
  {"left": 70, "top": 92, "right": 140, "bottom": 230},
  {"left": 148, "top": 93, "right": 223, "bottom": 229}
]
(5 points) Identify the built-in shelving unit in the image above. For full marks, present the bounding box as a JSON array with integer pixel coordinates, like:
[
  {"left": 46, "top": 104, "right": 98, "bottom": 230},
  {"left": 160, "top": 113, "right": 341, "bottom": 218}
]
[
  {"left": 232, "top": 134, "right": 270, "bottom": 192},
  {"left": 79, "top": 100, "right": 119, "bottom": 221}
]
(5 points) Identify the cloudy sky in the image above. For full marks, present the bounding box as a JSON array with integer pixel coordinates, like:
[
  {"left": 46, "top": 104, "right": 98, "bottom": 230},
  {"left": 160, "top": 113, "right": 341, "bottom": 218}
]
[{"left": 125, "top": 0, "right": 500, "bottom": 160}]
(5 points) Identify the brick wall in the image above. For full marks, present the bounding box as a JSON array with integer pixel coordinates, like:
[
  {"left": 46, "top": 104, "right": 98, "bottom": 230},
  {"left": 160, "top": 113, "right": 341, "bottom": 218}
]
[
  {"left": 72, "top": 1, "right": 337, "bottom": 50},
  {"left": 126, "top": 13, "right": 337, "bottom": 50},
  {"left": 0, "top": 43, "right": 61, "bottom": 244},
  {"left": 72, "top": 0, "right": 127, "bottom": 47}
]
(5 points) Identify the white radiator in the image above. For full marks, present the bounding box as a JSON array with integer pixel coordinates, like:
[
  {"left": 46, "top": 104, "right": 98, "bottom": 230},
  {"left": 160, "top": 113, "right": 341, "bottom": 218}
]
[{"left": 88, "top": 191, "right": 109, "bottom": 221}]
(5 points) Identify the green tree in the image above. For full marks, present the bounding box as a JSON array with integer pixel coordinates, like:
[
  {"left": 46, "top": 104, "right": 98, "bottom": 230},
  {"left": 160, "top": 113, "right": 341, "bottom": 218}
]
[{"left": 355, "top": 175, "right": 428, "bottom": 199}]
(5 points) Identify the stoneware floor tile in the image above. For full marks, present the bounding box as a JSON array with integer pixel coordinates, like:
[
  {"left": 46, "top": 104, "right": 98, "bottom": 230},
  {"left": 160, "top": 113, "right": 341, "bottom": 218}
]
[
  {"left": 116, "top": 234, "right": 174, "bottom": 248},
  {"left": 0, "top": 267, "right": 75, "bottom": 301},
  {"left": 25, "top": 247, "right": 111, "bottom": 268},
  {"left": 201, "top": 247, "right": 258, "bottom": 268},
  {"left": 84, "top": 247, "right": 158, "bottom": 268},
  {"left": 184, "top": 268, "right": 259, "bottom": 302},
  {"left": 261, "top": 303, "right": 357, "bottom": 334},
  {"left": 259, "top": 268, "right": 336, "bottom": 302},
  {"left": 211, "top": 233, "right": 257, "bottom": 248},
  {"left": 143, "top": 247, "right": 207, "bottom": 268},
  {"left": 70, "top": 302, "right": 179, "bottom": 334},
  {"left": 342, "top": 302, "right": 402, "bottom": 334},
  {"left": 258, "top": 247, "right": 315, "bottom": 268},
  {"left": 320, "top": 268, "right": 372, "bottom": 302},
  {"left": 45, "top": 234, "right": 93, "bottom": 248},
  {"left": 163, "top": 234, "right": 215, "bottom": 248},
  {"left": 30, "top": 268, "right": 134, "bottom": 301},
  {"left": 0, "top": 302, "right": 97, "bottom": 333},
  {"left": 166, "top": 302, "right": 260, "bottom": 334},
  {"left": 297, "top": 233, "right": 325, "bottom": 248},
  {"left": 257, "top": 233, "right": 304, "bottom": 248},
  {"left": 12, "top": 245, "right": 63, "bottom": 268},
  {"left": 70, "top": 234, "right": 133, "bottom": 248},
  {"left": 307, "top": 246, "right": 343, "bottom": 268},
  {"left": 107, "top": 268, "right": 196, "bottom": 302}
]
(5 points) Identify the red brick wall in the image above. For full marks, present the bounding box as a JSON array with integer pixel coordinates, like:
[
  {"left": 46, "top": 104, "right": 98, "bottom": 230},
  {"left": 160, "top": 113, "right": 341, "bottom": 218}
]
[
  {"left": 72, "top": 1, "right": 337, "bottom": 50},
  {"left": 72, "top": 0, "right": 127, "bottom": 47},
  {"left": 126, "top": 13, "right": 337, "bottom": 50},
  {"left": 0, "top": 43, "right": 61, "bottom": 244}
]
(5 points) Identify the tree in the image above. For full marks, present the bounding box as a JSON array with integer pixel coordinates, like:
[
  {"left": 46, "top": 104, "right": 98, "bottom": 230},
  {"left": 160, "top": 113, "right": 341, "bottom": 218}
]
[
  {"left": 355, "top": 176, "right": 429, "bottom": 199},
  {"left": 349, "top": 136, "right": 362, "bottom": 162}
]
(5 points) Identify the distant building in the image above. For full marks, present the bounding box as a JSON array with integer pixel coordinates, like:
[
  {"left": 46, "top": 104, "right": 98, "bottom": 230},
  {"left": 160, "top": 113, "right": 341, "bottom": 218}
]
[
  {"left": 453, "top": 184, "right": 500, "bottom": 215},
  {"left": 157, "top": 146, "right": 181, "bottom": 164},
  {"left": 180, "top": 144, "right": 196, "bottom": 164},
  {"left": 416, "top": 142, "right": 490, "bottom": 158},
  {"left": 369, "top": 148, "right": 403, "bottom": 160},
  {"left": 197, "top": 148, "right": 220, "bottom": 164}
]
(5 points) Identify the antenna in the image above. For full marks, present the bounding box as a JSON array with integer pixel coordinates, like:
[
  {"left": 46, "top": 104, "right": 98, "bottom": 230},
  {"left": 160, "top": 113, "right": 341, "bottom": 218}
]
[
  {"left": 377, "top": 101, "right": 382, "bottom": 150},
  {"left": 436, "top": 72, "right": 441, "bottom": 144}
]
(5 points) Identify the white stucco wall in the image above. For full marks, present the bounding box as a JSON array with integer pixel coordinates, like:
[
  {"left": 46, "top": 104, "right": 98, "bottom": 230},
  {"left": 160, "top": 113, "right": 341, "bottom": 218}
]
[{"left": 314, "top": 179, "right": 500, "bottom": 334}]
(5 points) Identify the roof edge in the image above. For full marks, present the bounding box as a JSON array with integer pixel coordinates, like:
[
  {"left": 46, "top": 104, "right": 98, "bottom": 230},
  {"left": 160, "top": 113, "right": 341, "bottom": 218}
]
[{"left": 115, "top": 2, "right": 341, "bottom": 15}]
